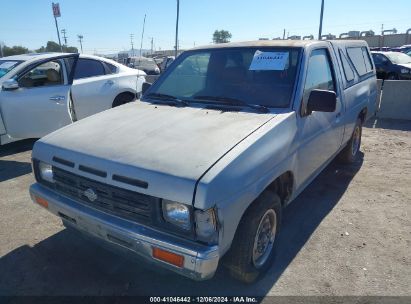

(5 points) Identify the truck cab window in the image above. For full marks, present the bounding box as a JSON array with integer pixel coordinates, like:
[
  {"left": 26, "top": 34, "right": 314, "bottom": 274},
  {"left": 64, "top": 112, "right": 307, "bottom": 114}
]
[
  {"left": 347, "top": 47, "right": 373, "bottom": 76},
  {"left": 339, "top": 50, "right": 354, "bottom": 82},
  {"left": 303, "top": 48, "right": 336, "bottom": 104}
]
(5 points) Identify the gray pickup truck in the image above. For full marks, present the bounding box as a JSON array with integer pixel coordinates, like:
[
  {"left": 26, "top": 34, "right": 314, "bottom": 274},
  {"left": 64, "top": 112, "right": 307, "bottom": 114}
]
[{"left": 30, "top": 40, "right": 377, "bottom": 283}]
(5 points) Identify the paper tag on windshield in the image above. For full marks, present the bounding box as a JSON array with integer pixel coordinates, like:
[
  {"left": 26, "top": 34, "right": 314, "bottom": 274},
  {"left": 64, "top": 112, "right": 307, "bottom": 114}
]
[
  {"left": 249, "top": 51, "right": 289, "bottom": 70},
  {"left": 0, "top": 61, "right": 18, "bottom": 69}
]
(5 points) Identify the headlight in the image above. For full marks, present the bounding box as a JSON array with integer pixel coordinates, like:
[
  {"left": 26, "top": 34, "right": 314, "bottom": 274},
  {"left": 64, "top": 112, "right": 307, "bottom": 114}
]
[
  {"left": 195, "top": 208, "right": 218, "bottom": 242},
  {"left": 162, "top": 199, "right": 191, "bottom": 230},
  {"left": 400, "top": 68, "right": 410, "bottom": 74},
  {"left": 38, "top": 161, "right": 54, "bottom": 183}
]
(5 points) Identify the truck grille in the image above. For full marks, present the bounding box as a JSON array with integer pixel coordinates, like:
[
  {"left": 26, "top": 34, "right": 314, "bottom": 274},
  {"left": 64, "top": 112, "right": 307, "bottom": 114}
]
[{"left": 52, "top": 167, "right": 158, "bottom": 224}]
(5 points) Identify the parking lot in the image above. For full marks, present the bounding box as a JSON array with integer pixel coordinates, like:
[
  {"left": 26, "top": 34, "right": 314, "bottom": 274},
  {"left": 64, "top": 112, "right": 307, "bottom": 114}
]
[{"left": 0, "top": 118, "right": 410, "bottom": 297}]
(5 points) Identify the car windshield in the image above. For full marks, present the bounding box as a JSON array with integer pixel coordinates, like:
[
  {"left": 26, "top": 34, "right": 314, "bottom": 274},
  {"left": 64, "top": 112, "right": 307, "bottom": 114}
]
[
  {"left": 146, "top": 47, "right": 302, "bottom": 108},
  {"left": 385, "top": 52, "right": 411, "bottom": 64},
  {"left": 0, "top": 60, "right": 23, "bottom": 79}
]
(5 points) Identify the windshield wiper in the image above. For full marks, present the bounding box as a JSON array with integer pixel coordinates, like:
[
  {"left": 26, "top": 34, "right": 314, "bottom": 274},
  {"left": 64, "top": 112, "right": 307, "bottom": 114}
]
[
  {"left": 144, "top": 93, "right": 189, "bottom": 107},
  {"left": 193, "top": 95, "right": 270, "bottom": 113}
]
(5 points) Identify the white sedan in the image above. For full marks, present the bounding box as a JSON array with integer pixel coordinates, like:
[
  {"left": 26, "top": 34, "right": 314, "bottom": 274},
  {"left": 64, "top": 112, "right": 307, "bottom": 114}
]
[{"left": 0, "top": 53, "right": 146, "bottom": 145}]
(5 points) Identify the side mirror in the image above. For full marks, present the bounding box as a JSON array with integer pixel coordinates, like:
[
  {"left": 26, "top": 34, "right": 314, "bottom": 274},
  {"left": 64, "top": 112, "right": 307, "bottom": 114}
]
[
  {"left": 306, "top": 89, "right": 336, "bottom": 114},
  {"left": 142, "top": 82, "right": 152, "bottom": 95},
  {"left": 2, "top": 79, "right": 19, "bottom": 91}
]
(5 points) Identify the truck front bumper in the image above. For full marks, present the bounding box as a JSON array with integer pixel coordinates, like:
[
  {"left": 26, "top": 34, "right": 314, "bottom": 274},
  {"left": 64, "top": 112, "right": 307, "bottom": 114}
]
[{"left": 29, "top": 183, "right": 220, "bottom": 280}]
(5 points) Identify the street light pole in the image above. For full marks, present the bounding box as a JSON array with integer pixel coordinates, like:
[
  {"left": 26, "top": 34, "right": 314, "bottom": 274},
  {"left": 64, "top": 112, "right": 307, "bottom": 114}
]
[
  {"left": 139, "top": 14, "right": 146, "bottom": 58},
  {"left": 318, "top": 0, "right": 325, "bottom": 40},
  {"left": 175, "top": 0, "right": 180, "bottom": 57},
  {"left": 77, "top": 35, "right": 83, "bottom": 53},
  {"left": 61, "top": 29, "right": 68, "bottom": 46}
]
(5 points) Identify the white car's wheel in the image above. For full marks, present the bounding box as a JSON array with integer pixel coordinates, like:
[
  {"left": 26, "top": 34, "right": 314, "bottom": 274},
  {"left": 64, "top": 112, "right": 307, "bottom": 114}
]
[{"left": 112, "top": 92, "right": 135, "bottom": 107}]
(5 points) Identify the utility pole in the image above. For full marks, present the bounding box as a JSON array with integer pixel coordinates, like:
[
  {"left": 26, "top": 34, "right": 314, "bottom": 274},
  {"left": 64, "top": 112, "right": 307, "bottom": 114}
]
[
  {"left": 175, "top": 0, "right": 180, "bottom": 57},
  {"left": 318, "top": 0, "right": 325, "bottom": 40},
  {"left": 130, "top": 34, "right": 135, "bottom": 56},
  {"left": 61, "top": 29, "right": 68, "bottom": 46},
  {"left": 0, "top": 42, "right": 4, "bottom": 57},
  {"left": 283, "top": 29, "right": 286, "bottom": 40},
  {"left": 77, "top": 35, "right": 84, "bottom": 53},
  {"left": 139, "top": 14, "right": 146, "bottom": 58},
  {"left": 150, "top": 37, "right": 154, "bottom": 55}
]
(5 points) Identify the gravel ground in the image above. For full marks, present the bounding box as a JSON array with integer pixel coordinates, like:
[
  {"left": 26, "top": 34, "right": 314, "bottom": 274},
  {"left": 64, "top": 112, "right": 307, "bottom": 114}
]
[{"left": 0, "top": 118, "right": 410, "bottom": 297}]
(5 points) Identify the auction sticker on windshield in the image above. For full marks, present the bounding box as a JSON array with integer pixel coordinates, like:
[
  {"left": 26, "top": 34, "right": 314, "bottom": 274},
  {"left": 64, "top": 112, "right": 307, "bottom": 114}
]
[{"left": 249, "top": 51, "right": 289, "bottom": 70}]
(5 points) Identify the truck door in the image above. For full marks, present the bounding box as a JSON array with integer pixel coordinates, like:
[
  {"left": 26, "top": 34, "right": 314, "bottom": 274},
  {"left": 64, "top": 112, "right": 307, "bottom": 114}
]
[
  {"left": 296, "top": 47, "right": 344, "bottom": 187},
  {"left": 0, "top": 54, "right": 79, "bottom": 139}
]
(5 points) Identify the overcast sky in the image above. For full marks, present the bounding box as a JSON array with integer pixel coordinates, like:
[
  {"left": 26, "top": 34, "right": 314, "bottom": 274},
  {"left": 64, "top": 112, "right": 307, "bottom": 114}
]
[{"left": 1, "top": 0, "right": 410, "bottom": 54}]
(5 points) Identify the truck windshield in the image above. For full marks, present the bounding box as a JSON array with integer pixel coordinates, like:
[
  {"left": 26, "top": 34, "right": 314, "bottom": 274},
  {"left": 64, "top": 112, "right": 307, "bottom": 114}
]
[
  {"left": 385, "top": 52, "right": 411, "bottom": 64},
  {"left": 0, "top": 60, "right": 23, "bottom": 79},
  {"left": 147, "top": 47, "right": 302, "bottom": 108}
]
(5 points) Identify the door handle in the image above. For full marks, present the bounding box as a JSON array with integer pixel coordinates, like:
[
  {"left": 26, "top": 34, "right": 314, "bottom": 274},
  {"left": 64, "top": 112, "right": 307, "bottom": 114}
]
[
  {"left": 49, "top": 96, "right": 66, "bottom": 102},
  {"left": 335, "top": 112, "right": 341, "bottom": 118},
  {"left": 106, "top": 80, "right": 114, "bottom": 85}
]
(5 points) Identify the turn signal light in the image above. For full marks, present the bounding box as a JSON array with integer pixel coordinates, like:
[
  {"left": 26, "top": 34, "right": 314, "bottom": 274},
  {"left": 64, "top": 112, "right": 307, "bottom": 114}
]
[
  {"left": 152, "top": 247, "right": 184, "bottom": 268},
  {"left": 35, "top": 196, "right": 49, "bottom": 209}
]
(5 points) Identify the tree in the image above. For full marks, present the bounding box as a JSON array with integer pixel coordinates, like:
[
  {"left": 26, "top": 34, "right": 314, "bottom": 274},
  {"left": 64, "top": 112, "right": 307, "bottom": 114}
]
[
  {"left": 64, "top": 46, "right": 78, "bottom": 53},
  {"left": 212, "top": 30, "right": 232, "bottom": 44},
  {"left": 2, "top": 45, "right": 30, "bottom": 56},
  {"left": 1, "top": 41, "right": 78, "bottom": 58},
  {"left": 35, "top": 41, "right": 78, "bottom": 53}
]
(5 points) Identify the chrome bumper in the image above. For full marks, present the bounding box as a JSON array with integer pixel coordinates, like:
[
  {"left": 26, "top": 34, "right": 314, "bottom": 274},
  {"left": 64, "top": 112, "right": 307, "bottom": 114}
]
[{"left": 29, "top": 183, "right": 219, "bottom": 280}]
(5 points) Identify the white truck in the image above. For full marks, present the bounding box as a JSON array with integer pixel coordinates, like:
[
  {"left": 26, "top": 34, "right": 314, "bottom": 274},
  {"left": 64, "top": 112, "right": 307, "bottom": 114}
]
[{"left": 30, "top": 40, "right": 377, "bottom": 282}]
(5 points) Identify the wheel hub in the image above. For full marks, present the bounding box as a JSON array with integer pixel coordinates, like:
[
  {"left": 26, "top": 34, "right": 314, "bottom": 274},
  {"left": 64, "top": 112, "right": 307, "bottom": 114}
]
[{"left": 252, "top": 209, "right": 277, "bottom": 268}]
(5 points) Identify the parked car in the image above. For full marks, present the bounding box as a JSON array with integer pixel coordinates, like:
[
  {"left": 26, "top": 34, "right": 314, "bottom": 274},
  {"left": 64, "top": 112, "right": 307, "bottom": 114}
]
[
  {"left": 370, "top": 47, "right": 391, "bottom": 52},
  {"left": 30, "top": 40, "right": 377, "bottom": 283},
  {"left": 395, "top": 44, "right": 411, "bottom": 54},
  {"left": 128, "top": 56, "right": 160, "bottom": 75},
  {"left": 152, "top": 56, "right": 165, "bottom": 67},
  {"left": 159, "top": 56, "right": 175, "bottom": 72},
  {"left": 371, "top": 51, "right": 411, "bottom": 80},
  {"left": 0, "top": 53, "right": 146, "bottom": 145}
]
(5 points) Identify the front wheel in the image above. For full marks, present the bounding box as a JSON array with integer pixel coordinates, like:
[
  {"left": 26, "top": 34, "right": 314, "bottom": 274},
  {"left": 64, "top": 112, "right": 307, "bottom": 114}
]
[
  {"left": 112, "top": 92, "right": 135, "bottom": 108},
  {"left": 338, "top": 118, "right": 362, "bottom": 164},
  {"left": 223, "top": 191, "right": 282, "bottom": 283}
]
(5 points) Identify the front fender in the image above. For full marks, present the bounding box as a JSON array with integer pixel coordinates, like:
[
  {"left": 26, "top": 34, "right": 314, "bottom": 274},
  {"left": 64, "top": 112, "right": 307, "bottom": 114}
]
[{"left": 194, "top": 112, "right": 298, "bottom": 254}]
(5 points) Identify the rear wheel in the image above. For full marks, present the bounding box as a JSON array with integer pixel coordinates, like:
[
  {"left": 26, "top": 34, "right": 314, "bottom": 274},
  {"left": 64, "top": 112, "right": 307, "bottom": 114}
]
[
  {"left": 223, "top": 191, "right": 282, "bottom": 283},
  {"left": 112, "top": 92, "right": 135, "bottom": 108},
  {"left": 338, "top": 118, "right": 362, "bottom": 164}
]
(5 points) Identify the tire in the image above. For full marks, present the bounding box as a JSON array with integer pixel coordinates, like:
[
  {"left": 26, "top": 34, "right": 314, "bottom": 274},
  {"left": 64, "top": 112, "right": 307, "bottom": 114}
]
[
  {"left": 112, "top": 92, "right": 135, "bottom": 108},
  {"left": 223, "top": 191, "right": 282, "bottom": 283},
  {"left": 386, "top": 73, "right": 398, "bottom": 80},
  {"left": 338, "top": 118, "right": 362, "bottom": 164}
]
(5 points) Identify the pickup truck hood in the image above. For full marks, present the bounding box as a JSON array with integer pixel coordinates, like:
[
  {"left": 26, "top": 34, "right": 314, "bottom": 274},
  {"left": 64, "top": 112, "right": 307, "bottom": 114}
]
[{"left": 34, "top": 102, "right": 275, "bottom": 204}]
